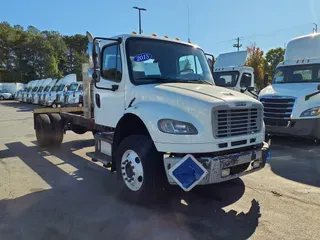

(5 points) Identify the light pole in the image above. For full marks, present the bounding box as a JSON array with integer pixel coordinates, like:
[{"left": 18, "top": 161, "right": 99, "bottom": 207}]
[{"left": 133, "top": 6, "right": 146, "bottom": 34}]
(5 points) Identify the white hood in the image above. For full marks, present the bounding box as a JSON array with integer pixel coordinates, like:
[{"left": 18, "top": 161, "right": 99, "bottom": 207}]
[
  {"left": 259, "top": 83, "right": 319, "bottom": 97},
  {"left": 132, "top": 83, "right": 261, "bottom": 108}
]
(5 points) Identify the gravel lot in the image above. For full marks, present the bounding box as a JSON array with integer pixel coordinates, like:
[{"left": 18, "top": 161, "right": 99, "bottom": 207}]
[{"left": 0, "top": 100, "right": 319, "bottom": 240}]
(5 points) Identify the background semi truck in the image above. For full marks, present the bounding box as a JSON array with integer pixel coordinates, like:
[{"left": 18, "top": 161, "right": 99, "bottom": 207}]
[
  {"left": 259, "top": 33, "right": 320, "bottom": 139},
  {"left": 33, "top": 32, "right": 269, "bottom": 200},
  {"left": 213, "top": 50, "right": 258, "bottom": 98}
]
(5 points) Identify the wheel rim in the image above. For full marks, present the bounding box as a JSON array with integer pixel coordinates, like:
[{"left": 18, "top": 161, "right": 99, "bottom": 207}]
[
  {"left": 79, "top": 103, "right": 83, "bottom": 107},
  {"left": 121, "top": 150, "right": 144, "bottom": 191},
  {"left": 57, "top": 104, "right": 61, "bottom": 108},
  {"left": 52, "top": 104, "right": 56, "bottom": 108}
]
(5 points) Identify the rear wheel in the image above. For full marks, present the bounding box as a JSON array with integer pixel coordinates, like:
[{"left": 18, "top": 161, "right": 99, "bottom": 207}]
[
  {"left": 48, "top": 113, "right": 64, "bottom": 147},
  {"left": 115, "top": 135, "right": 166, "bottom": 203},
  {"left": 52, "top": 103, "right": 57, "bottom": 108},
  {"left": 0, "top": 96, "right": 4, "bottom": 100},
  {"left": 71, "top": 124, "right": 87, "bottom": 134},
  {"left": 35, "top": 114, "right": 52, "bottom": 147}
]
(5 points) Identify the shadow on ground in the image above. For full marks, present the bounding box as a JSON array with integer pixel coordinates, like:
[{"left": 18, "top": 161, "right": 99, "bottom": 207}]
[
  {"left": 0, "top": 139, "right": 261, "bottom": 240},
  {"left": 268, "top": 135, "right": 320, "bottom": 187},
  {"left": 0, "top": 100, "right": 41, "bottom": 112}
]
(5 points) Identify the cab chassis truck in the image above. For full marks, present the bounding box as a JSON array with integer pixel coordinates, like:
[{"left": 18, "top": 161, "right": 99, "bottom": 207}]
[{"left": 33, "top": 32, "right": 270, "bottom": 200}]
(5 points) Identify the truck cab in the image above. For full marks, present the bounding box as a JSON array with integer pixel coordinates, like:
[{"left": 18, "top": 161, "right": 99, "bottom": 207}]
[
  {"left": 33, "top": 78, "right": 52, "bottom": 104},
  {"left": 39, "top": 79, "right": 56, "bottom": 105},
  {"left": 54, "top": 74, "right": 77, "bottom": 108},
  {"left": 29, "top": 80, "right": 43, "bottom": 103},
  {"left": 259, "top": 33, "right": 320, "bottom": 139},
  {"left": 33, "top": 32, "right": 270, "bottom": 201},
  {"left": 213, "top": 51, "right": 257, "bottom": 98},
  {"left": 64, "top": 82, "right": 83, "bottom": 107},
  {"left": 25, "top": 80, "right": 38, "bottom": 103}
]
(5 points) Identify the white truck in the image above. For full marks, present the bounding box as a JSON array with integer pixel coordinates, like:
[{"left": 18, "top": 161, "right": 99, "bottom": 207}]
[
  {"left": 213, "top": 51, "right": 258, "bottom": 98},
  {"left": 33, "top": 32, "right": 269, "bottom": 201},
  {"left": 24, "top": 80, "right": 38, "bottom": 103},
  {"left": 54, "top": 74, "right": 77, "bottom": 108},
  {"left": 63, "top": 82, "right": 83, "bottom": 107},
  {"left": 28, "top": 79, "right": 43, "bottom": 103},
  {"left": 40, "top": 79, "right": 57, "bottom": 105},
  {"left": 259, "top": 33, "right": 320, "bottom": 139},
  {"left": 33, "top": 78, "right": 53, "bottom": 104}
]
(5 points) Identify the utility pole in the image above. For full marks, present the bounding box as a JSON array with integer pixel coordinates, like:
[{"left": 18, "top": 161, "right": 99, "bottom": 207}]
[
  {"left": 313, "top": 23, "right": 318, "bottom": 33},
  {"left": 233, "top": 37, "right": 242, "bottom": 51},
  {"left": 133, "top": 6, "right": 147, "bottom": 34}
]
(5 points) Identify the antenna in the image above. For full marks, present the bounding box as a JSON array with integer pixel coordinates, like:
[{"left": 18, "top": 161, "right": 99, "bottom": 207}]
[{"left": 186, "top": 1, "right": 191, "bottom": 43}]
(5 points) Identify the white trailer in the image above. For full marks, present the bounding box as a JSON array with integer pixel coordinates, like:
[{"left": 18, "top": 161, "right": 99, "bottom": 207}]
[
  {"left": 259, "top": 33, "right": 320, "bottom": 139},
  {"left": 33, "top": 32, "right": 270, "bottom": 202},
  {"left": 213, "top": 51, "right": 258, "bottom": 98}
]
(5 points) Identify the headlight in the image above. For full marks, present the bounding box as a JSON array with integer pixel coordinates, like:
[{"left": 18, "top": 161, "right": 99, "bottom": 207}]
[
  {"left": 157, "top": 119, "right": 198, "bottom": 135},
  {"left": 300, "top": 107, "right": 320, "bottom": 117}
]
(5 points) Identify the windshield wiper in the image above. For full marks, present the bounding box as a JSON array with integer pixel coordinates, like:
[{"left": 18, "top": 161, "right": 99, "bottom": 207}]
[
  {"left": 185, "top": 79, "right": 213, "bottom": 85},
  {"left": 135, "top": 77, "right": 180, "bottom": 83}
]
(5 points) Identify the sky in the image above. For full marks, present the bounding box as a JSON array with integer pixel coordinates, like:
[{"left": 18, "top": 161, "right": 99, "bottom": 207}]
[{"left": 1, "top": 0, "right": 320, "bottom": 56}]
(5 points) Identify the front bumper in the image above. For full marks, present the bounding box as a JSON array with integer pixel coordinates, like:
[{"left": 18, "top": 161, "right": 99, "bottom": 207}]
[
  {"left": 164, "top": 142, "right": 270, "bottom": 190},
  {"left": 266, "top": 118, "right": 320, "bottom": 139}
]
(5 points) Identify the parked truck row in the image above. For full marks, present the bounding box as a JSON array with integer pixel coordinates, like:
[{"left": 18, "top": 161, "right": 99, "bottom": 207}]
[{"left": 16, "top": 74, "right": 83, "bottom": 108}]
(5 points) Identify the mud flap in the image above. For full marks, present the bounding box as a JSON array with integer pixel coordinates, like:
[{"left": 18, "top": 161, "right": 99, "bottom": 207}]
[{"left": 168, "top": 154, "right": 208, "bottom": 192}]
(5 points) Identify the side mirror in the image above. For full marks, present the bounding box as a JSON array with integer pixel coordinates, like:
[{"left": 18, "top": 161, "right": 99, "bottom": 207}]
[
  {"left": 264, "top": 73, "right": 269, "bottom": 87},
  {"left": 248, "top": 86, "right": 254, "bottom": 92}
]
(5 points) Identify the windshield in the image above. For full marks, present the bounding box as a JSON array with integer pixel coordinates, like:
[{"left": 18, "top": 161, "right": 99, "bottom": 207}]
[
  {"left": 126, "top": 38, "right": 214, "bottom": 85},
  {"left": 213, "top": 71, "right": 240, "bottom": 87},
  {"left": 78, "top": 84, "right": 83, "bottom": 91},
  {"left": 51, "top": 85, "right": 59, "bottom": 92},
  {"left": 44, "top": 85, "right": 51, "bottom": 92},
  {"left": 273, "top": 64, "right": 320, "bottom": 84},
  {"left": 38, "top": 86, "right": 43, "bottom": 92},
  {"left": 69, "top": 83, "right": 78, "bottom": 91},
  {"left": 58, "top": 84, "right": 65, "bottom": 91},
  {"left": 32, "top": 87, "right": 38, "bottom": 92}
]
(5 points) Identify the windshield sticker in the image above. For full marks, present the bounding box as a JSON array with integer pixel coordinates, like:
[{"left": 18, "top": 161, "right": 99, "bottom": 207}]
[
  {"left": 144, "top": 63, "right": 161, "bottom": 75},
  {"left": 274, "top": 76, "right": 284, "bottom": 83},
  {"left": 134, "top": 53, "right": 152, "bottom": 62}
]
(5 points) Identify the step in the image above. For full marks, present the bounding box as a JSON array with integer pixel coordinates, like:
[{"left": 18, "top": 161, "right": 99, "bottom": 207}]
[{"left": 86, "top": 151, "right": 112, "bottom": 166}]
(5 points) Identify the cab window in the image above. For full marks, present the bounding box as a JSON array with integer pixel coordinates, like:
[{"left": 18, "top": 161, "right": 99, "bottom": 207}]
[{"left": 101, "top": 44, "right": 122, "bottom": 82}]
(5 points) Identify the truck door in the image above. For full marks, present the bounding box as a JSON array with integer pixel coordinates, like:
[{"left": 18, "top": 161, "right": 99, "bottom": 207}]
[{"left": 94, "top": 43, "right": 125, "bottom": 128}]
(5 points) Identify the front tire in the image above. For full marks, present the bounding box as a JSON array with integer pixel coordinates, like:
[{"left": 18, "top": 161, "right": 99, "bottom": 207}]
[
  {"left": 0, "top": 96, "right": 4, "bottom": 100},
  {"left": 114, "top": 135, "right": 166, "bottom": 203}
]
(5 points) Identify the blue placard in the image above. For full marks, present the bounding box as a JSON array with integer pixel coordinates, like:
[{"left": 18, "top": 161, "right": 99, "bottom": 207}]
[
  {"left": 134, "top": 53, "right": 152, "bottom": 62},
  {"left": 172, "top": 157, "right": 206, "bottom": 189}
]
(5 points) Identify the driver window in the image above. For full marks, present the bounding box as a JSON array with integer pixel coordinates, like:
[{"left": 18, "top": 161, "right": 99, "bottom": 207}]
[
  {"left": 240, "top": 73, "right": 252, "bottom": 88},
  {"left": 178, "top": 55, "right": 203, "bottom": 75}
]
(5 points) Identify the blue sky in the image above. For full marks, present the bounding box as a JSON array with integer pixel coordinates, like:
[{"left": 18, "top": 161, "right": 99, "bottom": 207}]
[{"left": 1, "top": 0, "right": 319, "bottom": 56}]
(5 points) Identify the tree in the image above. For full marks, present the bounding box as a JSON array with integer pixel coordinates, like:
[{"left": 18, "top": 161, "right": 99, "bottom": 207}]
[
  {"left": 264, "top": 47, "right": 285, "bottom": 82},
  {"left": 246, "top": 43, "right": 265, "bottom": 88}
]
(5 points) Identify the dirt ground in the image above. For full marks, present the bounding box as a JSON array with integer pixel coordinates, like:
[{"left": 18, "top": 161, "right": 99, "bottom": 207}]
[{"left": 0, "top": 101, "right": 319, "bottom": 240}]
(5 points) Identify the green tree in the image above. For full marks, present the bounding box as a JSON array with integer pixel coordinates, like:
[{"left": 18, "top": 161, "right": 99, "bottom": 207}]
[
  {"left": 246, "top": 43, "right": 265, "bottom": 88},
  {"left": 264, "top": 47, "right": 285, "bottom": 82}
]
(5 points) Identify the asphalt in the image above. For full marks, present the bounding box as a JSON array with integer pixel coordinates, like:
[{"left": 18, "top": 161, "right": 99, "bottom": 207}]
[{"left": 0, "top": 100, "right": 319, "bottom": 240}]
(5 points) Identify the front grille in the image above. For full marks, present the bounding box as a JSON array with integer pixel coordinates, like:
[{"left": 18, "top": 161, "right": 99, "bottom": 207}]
[
  {"left": 43, "top": 95, "right": 46, "bottom": 101},
  {"left": 213, "top": 108, "right": 262, "bottom": 138},
  {"left": 56, "top": 94, "right": 60, "bottom": 102},
  {"left": 65, "top": 95, "right": 69, "bottom": 104},
  {"left": 260, "top": 97, "right": 295, "bottom": 127}
]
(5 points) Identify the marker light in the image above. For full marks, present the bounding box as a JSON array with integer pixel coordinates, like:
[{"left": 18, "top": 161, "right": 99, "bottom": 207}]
[
  {"left": 152, "top": 33, "right": 157, "bottom": 37},
  {"left": 175, "top": 37, "right": 180, "bottom": 41},
  {"left": 132, "top": 31, "right": 137, "bottom": 35},
  {"left": 164, "top": 35, "right": 169, "bottom": 39}
]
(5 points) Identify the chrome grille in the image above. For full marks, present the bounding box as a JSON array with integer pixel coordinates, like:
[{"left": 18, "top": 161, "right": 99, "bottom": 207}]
[
  {"left": 56, "top": 94, "right": 60, "bottom": 102},
  {"left": 65, "top": 95, "right": 69, "bottom": 104},
  {"left": 213, "top": 108, "right": 262, "bottom": 138},
  {"left": 260, "top": 97, "right": 295, "bottom": 127}
]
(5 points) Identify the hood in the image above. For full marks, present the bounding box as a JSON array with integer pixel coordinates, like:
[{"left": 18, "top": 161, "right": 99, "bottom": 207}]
[
  {"left": 132, "top": 83, "right": 260, "bottom": 108},
  {"left": 259, "top": 83, "right": 320, "bottom": 97}
]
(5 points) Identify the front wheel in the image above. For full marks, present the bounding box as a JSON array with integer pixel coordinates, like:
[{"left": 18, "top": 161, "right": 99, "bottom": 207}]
[
  {"left": 115, "top": 135, "right": 166, "bottom": 202},
  {"left": 0, "top": 96, "right": 4, "bottom": 100}
]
